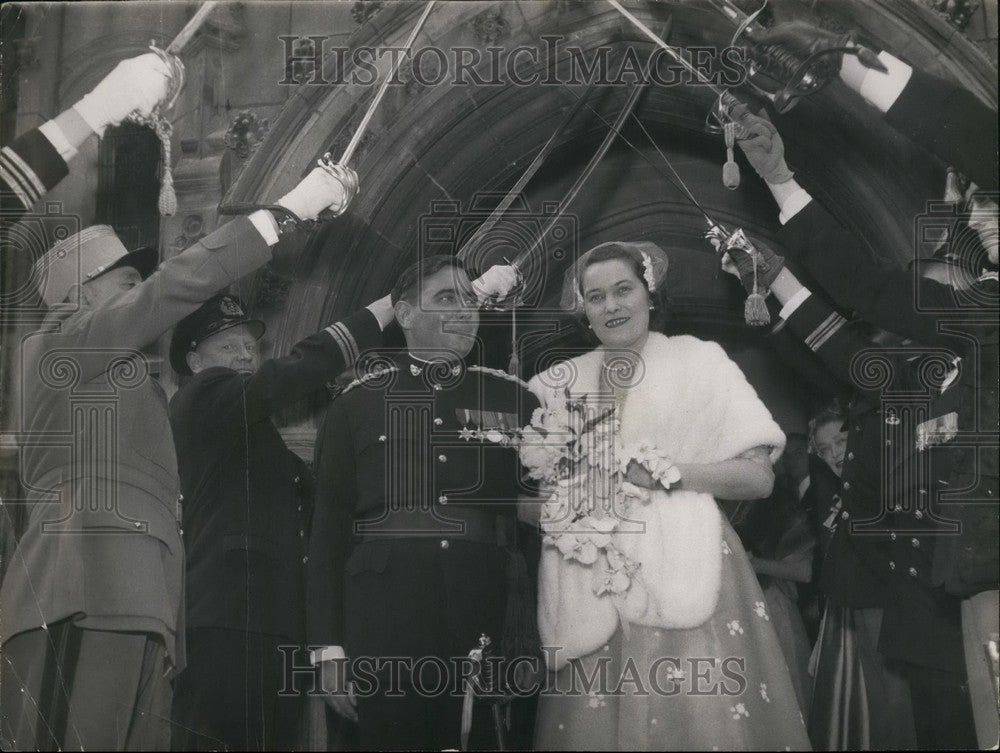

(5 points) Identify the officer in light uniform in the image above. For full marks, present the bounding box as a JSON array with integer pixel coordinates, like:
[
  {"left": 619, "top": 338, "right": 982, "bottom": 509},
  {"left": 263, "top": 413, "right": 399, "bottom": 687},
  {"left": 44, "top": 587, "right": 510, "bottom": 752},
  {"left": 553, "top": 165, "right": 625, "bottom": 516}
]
[{"left": 0, "top": 157, "right": 359, "bottom": 750}]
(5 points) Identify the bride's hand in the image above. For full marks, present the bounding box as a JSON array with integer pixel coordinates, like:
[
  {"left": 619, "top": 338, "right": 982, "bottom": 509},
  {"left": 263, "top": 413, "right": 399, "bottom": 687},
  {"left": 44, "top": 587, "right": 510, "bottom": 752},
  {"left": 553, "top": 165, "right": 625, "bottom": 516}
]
[{"left": 625, "top": 460, "right": 658, "bottom": 490}]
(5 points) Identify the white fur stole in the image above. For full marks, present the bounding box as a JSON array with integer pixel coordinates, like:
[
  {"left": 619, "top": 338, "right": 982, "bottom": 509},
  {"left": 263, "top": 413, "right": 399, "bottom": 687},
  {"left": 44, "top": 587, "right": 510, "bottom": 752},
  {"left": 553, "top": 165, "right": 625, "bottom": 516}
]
[{"left": 528, "top": 333, "right": 786, "bottom": 670}]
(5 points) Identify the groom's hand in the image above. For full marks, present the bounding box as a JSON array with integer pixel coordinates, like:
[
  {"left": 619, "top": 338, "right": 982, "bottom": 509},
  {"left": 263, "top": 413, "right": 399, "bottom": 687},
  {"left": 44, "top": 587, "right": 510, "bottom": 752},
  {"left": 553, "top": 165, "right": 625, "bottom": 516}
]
[{"left": 319, "top": 657, "right": 358, "bottom": 722}]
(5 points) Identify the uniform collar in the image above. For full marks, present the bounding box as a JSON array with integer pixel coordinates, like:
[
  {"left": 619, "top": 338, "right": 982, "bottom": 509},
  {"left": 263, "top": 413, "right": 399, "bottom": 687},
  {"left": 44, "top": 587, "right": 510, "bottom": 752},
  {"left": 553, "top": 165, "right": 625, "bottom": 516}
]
[{"left": 400, "top": 352, "right": 464, "bottom": 378}]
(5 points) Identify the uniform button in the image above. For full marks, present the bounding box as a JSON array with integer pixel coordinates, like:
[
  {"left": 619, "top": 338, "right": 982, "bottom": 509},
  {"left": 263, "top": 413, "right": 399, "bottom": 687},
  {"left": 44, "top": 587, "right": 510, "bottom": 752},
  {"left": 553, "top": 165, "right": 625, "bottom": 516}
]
[
  {"left": 293, "top": 476, "right": 301, "bottom": 484},
  {"left": 434, "top": 418, "right": 444, "bottom": 426},
  {"left": 840, "top": 511, "right": 849, "bottom": 520},
  {"left": 297, "top": 505, "right": 303, "bottom": 513},
  {"left": 178, "top": 493, "right": 185, "bottom": 502},
  {"left": 918, "top": 489, "right": 927, "bottom": 496},
  {"left": 440, "top": 540, "right": 450, "bottom": 549},
  {"left": 433, "top": 384, "right": 442, "bottom": 391},
  {"left": 908, "top": 567, "right": 918, "bottom": 577},
  {"left": 914, "top": 510, "right": 924, "bottom": 520},
  {"left": 134, "top": 521, "right": 142, "bottom": 529},
  {"left": 911, "top": 538, "right": 920, "bottom": 548},
  {"left": 299, "top": 530, "right": 305, "bottom": 538},
  {"left": 889, "top": 532, "right": 897, "bottom": 541},
  {"left": 847, "top": 452, "right": 855, "bottom": 461},
  {"left": 439, "top": 495, "right": 448, "bottom": 505},
  {"left": 854, "top": 424, "right": 861, "bottom": 432},
  {"left": 438, "top": 454, "right": 447, "bottom": 463},
  {"left": 886, "top": 440, "right": 892, "bottom": 446},
  {"left": 378, "top": 435, "right": 386, "bottom": 442},
  {"left": 302, "top": 556, "right": 309, "bottom": 564},
  {"left": 842, "top": 482, "right": 851, "bottom": 491},
  {"left": 889, "top": 561, "right": 896, "bottom": 571}
]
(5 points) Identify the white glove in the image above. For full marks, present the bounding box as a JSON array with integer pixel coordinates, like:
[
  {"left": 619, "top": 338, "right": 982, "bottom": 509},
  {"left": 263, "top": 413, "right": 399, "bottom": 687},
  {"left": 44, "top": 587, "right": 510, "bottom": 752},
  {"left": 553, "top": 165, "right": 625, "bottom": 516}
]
[
  {"left": 471, "top": 264, "right": 519, "bottom": 304},
  {"left": 278, "top": 163, "right": 359, "bottom": 221},
  {"left": 73, "top": 53, "right": 174, "bottom": 135}
]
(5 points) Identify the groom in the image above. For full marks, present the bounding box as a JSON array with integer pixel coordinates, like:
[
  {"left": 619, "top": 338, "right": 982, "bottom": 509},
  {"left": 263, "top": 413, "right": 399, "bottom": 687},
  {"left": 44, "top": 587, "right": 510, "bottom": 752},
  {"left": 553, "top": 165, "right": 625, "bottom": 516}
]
[{"left": 307, "top": 256, "right": 539, "bottom": 750}]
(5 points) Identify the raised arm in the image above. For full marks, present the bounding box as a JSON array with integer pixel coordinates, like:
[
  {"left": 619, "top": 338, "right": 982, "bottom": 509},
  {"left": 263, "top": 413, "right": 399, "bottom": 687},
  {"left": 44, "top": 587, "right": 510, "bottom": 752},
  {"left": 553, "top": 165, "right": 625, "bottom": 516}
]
[{"left": 3, "top": 53, "right": 174, "bottom": 219}]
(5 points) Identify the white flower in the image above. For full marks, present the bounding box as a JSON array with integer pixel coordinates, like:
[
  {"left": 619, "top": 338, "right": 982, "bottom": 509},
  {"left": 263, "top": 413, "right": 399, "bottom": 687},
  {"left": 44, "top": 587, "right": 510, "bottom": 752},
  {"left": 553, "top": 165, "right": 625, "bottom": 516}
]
[
  {"left": 754, "top": 601, "right": 770, "bottom": 620},
  {"left": 760, "top": 682, "right": 770, "bottom": 703},
  {"left": 721, "top": 540, "right": 732, "bottom": 555},
  {"left": 726, "top": 620, "right": 744, "bottom": 636},
  {"left": 641, "top": 251, "right": 656, "bottom": 292},
  {"left": 730, "top": 703, "right": 749, "bottom": 719}
]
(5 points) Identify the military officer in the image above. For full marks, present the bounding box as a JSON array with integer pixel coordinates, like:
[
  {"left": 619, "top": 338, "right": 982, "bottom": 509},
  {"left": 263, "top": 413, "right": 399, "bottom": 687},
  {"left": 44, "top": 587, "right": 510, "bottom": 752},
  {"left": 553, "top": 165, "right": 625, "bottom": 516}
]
[
  {"left": 167, "top": 288, "right": 393, "bottom": 750},
  {"left": 307, "top": 255, "right": 537, "bottom": 751},
  {"left": 731, "top": 29, "right": 997, "bottom": 744},
  {"left": 723, "top": 242, "right": 976, "bottom": 749},
  {"left": 0, "top": 159, "right": 358, "bottom": 750},
  {"left": 2, "top": 52, "right": 174, "bottom": 221}
]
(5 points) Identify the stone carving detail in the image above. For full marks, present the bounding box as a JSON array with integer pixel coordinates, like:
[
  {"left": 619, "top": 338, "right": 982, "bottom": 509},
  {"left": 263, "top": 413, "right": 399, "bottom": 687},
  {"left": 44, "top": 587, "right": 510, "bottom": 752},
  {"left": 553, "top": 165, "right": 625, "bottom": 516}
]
[
  {"left": 472, "top": 6, "right": 510, "bottom": 45},
  {"left": 285, "top": 37, "right": 318, "bottom": 84},
  {"left": 351, "top": 1, "right": 384, "bottom": 26},
  {"left": 919, "top": 0, "right": 981, "bottom": 31},
  {"left": 254, "top": 264, "right": 292, "bottom": 310},
  {"left": 224, "top": 110, "right": 270, "bottom": 160},
  {"left": 171, "top": 214, "right": 206, "bottom": 254}
]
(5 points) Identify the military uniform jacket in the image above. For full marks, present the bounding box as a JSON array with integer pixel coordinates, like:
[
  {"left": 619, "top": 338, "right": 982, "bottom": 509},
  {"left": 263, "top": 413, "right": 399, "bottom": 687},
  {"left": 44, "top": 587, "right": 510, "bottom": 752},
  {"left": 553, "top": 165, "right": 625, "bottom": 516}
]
[
  {"left": 885, "top": 67, "right": 997, "bottom": 193},
  {"left": 780, "top": 200, "right": 999, "bottom": 599},
  {"left": 169, "top": 309, "right": 382, "bottom": 642},
  {"left": 1, "top": 127, "right": 69, "bottom": 220},
  {"left": 783, "top": 292, "right": 968, "bottom": 672},
  {"left": 0, "top": 216, "right": 274, "bottom": 669},
  {"left": 306, "top": 353, "right": 539, "bottom": 669}
]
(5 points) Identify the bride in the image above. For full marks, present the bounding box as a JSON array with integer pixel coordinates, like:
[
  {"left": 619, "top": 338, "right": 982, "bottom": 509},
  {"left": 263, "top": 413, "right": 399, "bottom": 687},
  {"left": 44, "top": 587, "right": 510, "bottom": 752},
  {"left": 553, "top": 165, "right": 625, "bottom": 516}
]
[{"left": 523, "top": 241, "right": 811, "bottom": 750}]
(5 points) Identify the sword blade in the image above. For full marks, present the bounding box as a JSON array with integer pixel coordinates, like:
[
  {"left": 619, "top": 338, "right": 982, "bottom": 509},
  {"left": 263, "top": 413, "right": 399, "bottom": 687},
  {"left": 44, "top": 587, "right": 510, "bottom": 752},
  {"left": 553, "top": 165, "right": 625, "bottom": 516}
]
[{"left": 166, "top": 1, "right": 219, "bottom": 55}]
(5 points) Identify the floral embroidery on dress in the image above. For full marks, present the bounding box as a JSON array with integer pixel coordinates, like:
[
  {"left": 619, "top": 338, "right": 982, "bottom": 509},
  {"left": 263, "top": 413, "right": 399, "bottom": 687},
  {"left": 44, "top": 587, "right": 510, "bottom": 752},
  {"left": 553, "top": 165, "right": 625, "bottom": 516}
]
[
  {"left": 760, "top": 682, "right": 770, "bottom": 703},
  {"left": 753, "top": 601, "right": 770, "bottom": 620},
  {"left": 726, "top": 619, "right": 745, "bottom": 636},
  {"left": 586, "top": 689, "right": 607, "bottom": 709},
  {"left": 721, "top": 540, "right": 732, "bottom": 555},
  {"left": 730, "top": 702, "right": 750, "bottom": 719}
]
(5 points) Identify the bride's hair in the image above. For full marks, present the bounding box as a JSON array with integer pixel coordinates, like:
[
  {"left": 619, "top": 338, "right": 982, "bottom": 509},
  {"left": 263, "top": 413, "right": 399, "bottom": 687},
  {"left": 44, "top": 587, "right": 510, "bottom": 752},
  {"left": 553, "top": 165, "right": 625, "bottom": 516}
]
[{"left": 573, "top": 243, "right": 669, "bottom": 339}]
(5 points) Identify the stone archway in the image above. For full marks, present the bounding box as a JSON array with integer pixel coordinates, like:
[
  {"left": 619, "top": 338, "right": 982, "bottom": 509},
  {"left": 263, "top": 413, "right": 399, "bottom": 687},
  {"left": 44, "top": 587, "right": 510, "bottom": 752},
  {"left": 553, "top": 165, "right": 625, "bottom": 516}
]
[{"left": 222, "top": 0, "right": 997, "bottom": 448}]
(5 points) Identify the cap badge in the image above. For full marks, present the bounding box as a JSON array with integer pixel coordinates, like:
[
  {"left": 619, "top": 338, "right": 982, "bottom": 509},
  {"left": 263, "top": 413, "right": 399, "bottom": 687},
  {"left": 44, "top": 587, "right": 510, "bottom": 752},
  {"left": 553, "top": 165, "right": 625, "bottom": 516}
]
[{"left": 220, "top": 297, "right": 244, "bottom": 317}]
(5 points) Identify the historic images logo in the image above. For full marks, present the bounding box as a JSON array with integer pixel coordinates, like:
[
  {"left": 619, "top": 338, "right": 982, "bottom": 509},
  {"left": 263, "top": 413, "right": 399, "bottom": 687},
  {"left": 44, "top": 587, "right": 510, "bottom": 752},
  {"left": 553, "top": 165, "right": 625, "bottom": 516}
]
[{"left": 280, "top": 35, "right": 749, "bottom": 88}]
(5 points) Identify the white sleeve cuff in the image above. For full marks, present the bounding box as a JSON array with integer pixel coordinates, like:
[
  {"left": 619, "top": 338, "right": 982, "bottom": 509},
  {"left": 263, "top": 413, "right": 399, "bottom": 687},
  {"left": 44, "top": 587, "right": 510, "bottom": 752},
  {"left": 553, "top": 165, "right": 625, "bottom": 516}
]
[
  {"left": 778, "top": 189, "right": 813, "bottom": 225},
  {"left": 38, "top": 120, "right": 78, "bottom": 162},
  {"left": 248, "top": 209, "right": 280, "bottom": 247},
  {"left": 779, "top": 287, "right": 812, "bottom": 320},
  {"left": 310, "top": 645, "right": 346, "bottom": 665},
  {"left": 860, "top": 51, "right": 913, "bottom": 114}
]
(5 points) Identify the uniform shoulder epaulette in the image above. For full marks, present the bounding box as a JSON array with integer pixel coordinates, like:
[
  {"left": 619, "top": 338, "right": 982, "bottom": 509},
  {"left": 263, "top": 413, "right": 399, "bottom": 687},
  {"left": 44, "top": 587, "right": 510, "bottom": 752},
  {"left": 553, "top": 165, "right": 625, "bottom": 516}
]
[
  {"left": 467, "top": 365, "right": 531, "bottom": 390},
  {"left": 341, "top": 365, "right": 399, "bottom": 395}
]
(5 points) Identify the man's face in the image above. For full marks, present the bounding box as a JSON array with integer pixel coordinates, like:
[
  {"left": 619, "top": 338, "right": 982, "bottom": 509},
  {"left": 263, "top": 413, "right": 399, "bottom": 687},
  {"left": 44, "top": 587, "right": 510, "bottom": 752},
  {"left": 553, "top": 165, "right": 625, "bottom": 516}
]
[
  {"left": 81, "top": 265, "right": 142, "bottom": 306},
  {"left": 812, "top": 419, "right": 848, "bottom": 477},
  {"left": 397, "top": 266, "right": 480, "bottom": 359},
  {"left": 967, "top": 195, "right": 998, "bottom": 266},
  {"left": 187, "top": 323, "right": 261, "bottom": 375}
]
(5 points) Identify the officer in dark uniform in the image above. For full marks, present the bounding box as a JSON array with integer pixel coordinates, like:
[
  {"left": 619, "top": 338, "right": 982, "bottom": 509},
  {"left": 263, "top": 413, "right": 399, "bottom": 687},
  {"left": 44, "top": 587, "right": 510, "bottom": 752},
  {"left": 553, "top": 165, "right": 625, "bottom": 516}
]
[
  {"left": 2, "top": 52, "right": 173, "bottom": 220},
  {"left": 723, "top": 241, "right": 977, "bottom": 748},
  {"left": 307, "top": 256, "right": 537, "bottom": 751},
  {"left": 167, "top": 283, "right": 393, "bottom": 749}
]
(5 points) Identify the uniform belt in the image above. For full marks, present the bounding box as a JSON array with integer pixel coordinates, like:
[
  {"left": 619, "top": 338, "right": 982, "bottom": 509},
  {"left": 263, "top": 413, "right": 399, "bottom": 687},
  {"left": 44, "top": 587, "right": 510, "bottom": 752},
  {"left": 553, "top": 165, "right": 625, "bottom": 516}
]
[{"left": 357, "top": 506, "right": 515, "bottom": 548}]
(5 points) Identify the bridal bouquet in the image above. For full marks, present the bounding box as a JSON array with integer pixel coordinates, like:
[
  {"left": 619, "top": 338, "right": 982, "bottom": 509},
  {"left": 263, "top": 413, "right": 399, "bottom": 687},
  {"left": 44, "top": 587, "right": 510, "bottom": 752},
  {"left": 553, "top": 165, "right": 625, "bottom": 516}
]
[{"left": 518, "top": 390, "right": 681, "bottom": 597}]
